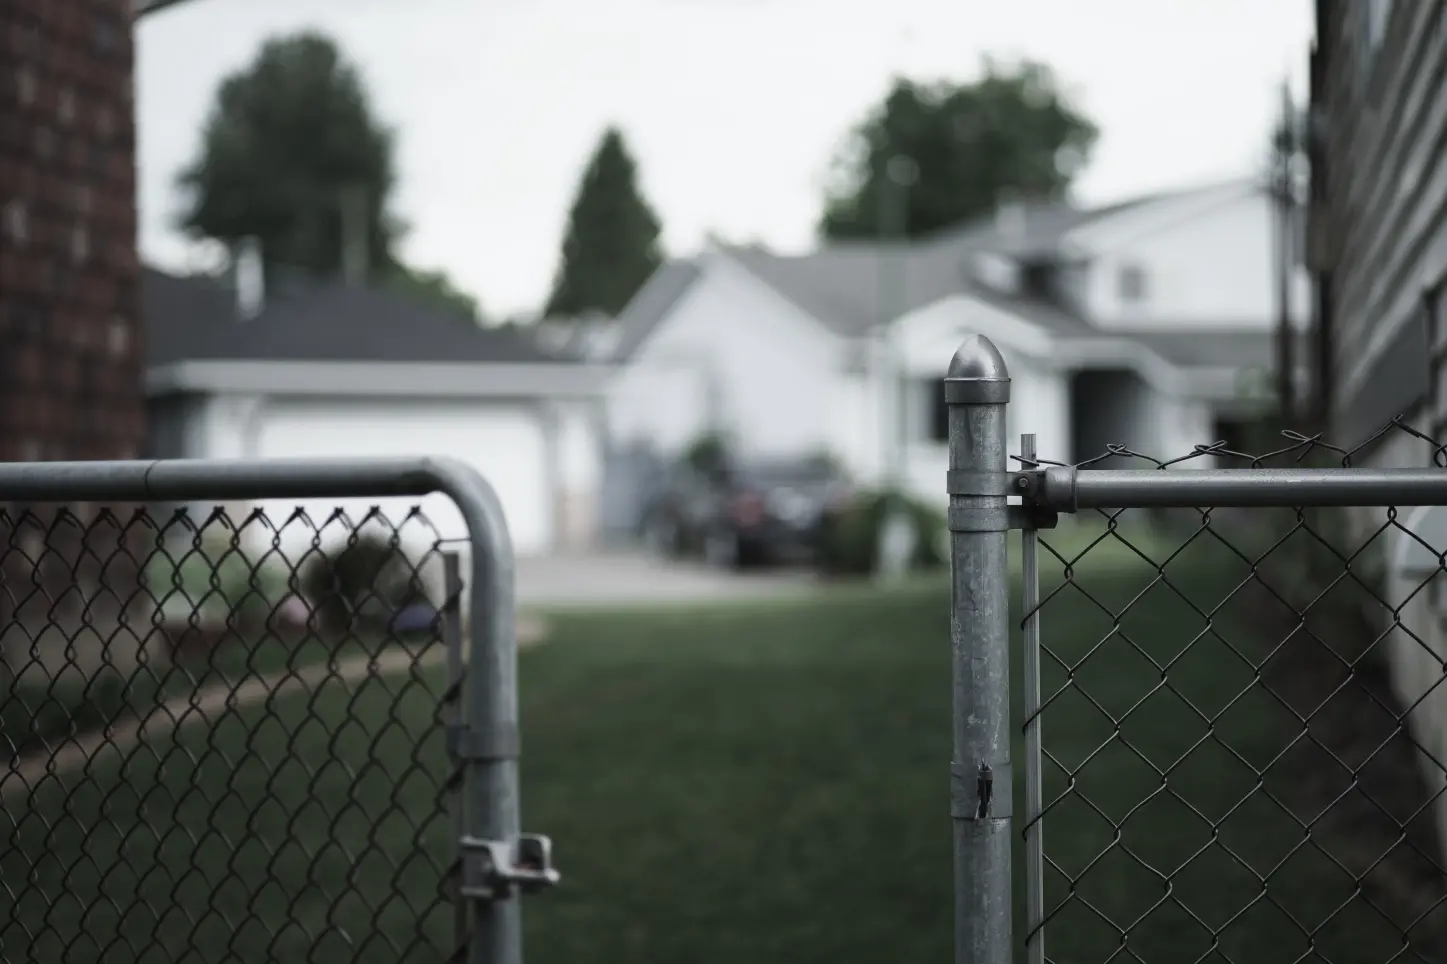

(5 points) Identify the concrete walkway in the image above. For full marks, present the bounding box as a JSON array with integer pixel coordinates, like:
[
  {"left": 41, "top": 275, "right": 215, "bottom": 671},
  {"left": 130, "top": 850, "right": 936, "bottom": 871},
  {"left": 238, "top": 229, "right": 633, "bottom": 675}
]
[
  {"left": 1, "top": 606, "right": 557, "bottom": 800},
  {"left": 4, "top": 555, "right": 778, "bottom": 798},
  {"left": 515, "top": 551, "right": 820, "bottom": 609},
  {"left": 0, "top": 645, "right": 446, "bottom": 800}
]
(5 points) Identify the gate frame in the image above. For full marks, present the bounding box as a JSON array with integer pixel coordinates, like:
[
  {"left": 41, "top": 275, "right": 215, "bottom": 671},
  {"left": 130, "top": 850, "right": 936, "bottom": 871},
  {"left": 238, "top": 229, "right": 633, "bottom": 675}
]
[
  {"left": 946, "top": 331, "right": 1447, "bottom": 964},
  {"left": 0, "top": 455, "right": 553, "bottom": 964}
]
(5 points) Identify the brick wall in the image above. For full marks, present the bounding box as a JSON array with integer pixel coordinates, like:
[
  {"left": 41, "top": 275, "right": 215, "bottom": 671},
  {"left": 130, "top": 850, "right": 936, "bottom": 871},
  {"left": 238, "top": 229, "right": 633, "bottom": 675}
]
[
  {"left": 0, "top": 0, "right": 146, "bottom": 464},
  {"left": 0, "top": 0, "right": 155, "bottom": 678}
]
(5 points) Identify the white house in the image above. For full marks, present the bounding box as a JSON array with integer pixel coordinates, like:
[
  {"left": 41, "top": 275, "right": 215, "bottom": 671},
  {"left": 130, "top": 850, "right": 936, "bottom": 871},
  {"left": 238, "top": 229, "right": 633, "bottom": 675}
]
[
  {"left": 143, "top": 266, "right": 609, "bottom": 561},
  {"left": 601, "top": 178, "right": 1309, "bottom": 525}
]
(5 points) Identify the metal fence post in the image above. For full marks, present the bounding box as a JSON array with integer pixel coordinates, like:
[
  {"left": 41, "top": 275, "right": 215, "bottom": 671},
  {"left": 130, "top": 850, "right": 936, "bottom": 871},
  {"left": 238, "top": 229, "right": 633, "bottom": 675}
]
[
  {"left": 1019, "top": 433, "right": 1045, "bottom": 964},
  {"left": 442, "top": 551, "right": 469, "bottom": 954},
  {"left": 944, "top": 334, "right": 1013, "bottom": 964}
]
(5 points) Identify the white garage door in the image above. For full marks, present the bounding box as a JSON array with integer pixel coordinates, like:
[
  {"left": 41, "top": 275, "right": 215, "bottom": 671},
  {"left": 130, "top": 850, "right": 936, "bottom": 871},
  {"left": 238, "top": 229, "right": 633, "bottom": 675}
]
[{"left": 254, "top": 397, "right": 553, "bottom": 557}]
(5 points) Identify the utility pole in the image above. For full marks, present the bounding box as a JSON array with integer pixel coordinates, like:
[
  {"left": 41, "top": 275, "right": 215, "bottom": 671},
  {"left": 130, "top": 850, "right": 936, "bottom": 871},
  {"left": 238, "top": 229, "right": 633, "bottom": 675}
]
[
  {"left": 340, "top": 184, "right": 371, "bottom": 285},
  {"left": 1273, "top": 79, "right": 1297, "bottom": 424},
  {"left": 875, "top": 154, "right": 918, "bottom": 582},
  {"left": 878, "top": 154, "right": 917, "bottom": 488},
  {"left": 132, "top": 0, "right": 206, "bottom": 18}
]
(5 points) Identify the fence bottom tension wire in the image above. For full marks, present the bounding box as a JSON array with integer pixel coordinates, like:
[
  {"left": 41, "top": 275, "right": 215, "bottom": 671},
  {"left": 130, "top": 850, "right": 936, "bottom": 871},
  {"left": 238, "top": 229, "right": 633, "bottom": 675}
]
[{"left": 460, "top": 834, "right": 561, "bottom": 902}]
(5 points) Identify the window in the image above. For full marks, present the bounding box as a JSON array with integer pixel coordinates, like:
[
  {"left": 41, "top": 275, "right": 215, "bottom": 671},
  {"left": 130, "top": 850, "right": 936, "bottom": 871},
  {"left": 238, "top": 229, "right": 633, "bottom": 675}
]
[
  {"left": 1118, "top": 263, "right": 1148, "bottom": 303},
  {"left": 1396, "top": 505, "right": 1447, "bottom": 614},
  {"left": 1358, "top": 0, "right": 1394, "bottom": 100},
  {"left": 3, "top": 200, "right": 27, "bottom": 243},
  {"left": 71, "top": 224, "right": 90, "bottom": 263},
  {"left": 108, "top": 317, "right": 130, "bottom": 357},
  {"left": 927, "top": 378, "right": 949, "bottom": 443},
  {"left": 16, "top": 68, "right": 35, "bottom": 106},
  {"left": 1366, "top": 0, "right": 1393, "bottom": 54}
]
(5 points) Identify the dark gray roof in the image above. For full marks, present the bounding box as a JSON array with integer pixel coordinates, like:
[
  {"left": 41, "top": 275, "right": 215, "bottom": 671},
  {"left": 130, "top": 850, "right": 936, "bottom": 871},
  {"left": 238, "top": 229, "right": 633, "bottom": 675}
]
[
  {"left": 1115, "top": 329, "right": 1287, "bottom": 369},
  {"left": 951, "top": 279, "right": 1098, "bottom": 337},
  {"left": 655, "top": 197, "right": 1170, "bottom": 343},
  {"left": 611, "top": 259, "right": 704, "bottom": 360},
  {"left": 922, "top": 196, "right": 1155, "bottom": 257},
  {"left": 144, "top": 268, "right": 562, "bottom": 367},
  {"left": 720, "top": 243, "right": 974, "bottom": 335},
  {"left": 607, "top": 183, "right": 1274, "bottom": 370}
]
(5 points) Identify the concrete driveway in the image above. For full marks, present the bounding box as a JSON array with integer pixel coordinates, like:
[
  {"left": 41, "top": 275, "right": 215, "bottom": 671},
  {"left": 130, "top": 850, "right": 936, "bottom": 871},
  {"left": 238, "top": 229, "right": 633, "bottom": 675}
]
[{"left": 514, "top": 551, "right": 820, "bottom": 609}]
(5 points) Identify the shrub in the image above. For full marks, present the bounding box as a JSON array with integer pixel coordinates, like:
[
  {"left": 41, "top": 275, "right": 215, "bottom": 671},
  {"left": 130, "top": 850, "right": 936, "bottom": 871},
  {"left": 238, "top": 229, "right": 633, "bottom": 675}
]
[
  {"left": 819, "top": 490, "right": 947, "bottom": 577},
  {"left": 682, "top": 431, "right": 731, "bottom": 477},
  {"left": 0, "top": 671, "right": 139, "bottom": 761},
  {"left": 298, "top": 532, "right": 431, "bottom": 633},
  {"left": 146, "top": 536, "right": 292, "bottom": 629}
]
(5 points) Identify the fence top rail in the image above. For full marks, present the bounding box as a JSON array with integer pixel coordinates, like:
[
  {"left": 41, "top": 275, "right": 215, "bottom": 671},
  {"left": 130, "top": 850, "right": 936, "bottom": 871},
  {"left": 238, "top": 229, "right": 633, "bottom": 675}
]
[
  {"left": 1039, "top": 466, "right": 1447, "bottom": 510},
  {"left": 0, "top": 456, "right": 479, "bottom": 503}
]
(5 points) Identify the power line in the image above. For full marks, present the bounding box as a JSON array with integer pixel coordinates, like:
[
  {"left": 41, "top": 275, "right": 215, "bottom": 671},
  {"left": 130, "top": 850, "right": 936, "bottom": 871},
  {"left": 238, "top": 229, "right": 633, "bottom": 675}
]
[{"left": 133, "top": 0, "right": 206, "bottom": 20}]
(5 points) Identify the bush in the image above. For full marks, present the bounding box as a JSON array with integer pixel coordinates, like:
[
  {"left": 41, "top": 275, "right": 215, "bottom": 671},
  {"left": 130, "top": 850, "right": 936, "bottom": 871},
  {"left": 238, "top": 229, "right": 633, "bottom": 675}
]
[
  {"left": 146, "top": 536, "right": 292, "bottom": 629},
  {"left": 0, "top": 671, "right": 138, "bottom": 761},
  {"left": 818, "top": 490, "right": 947, "bottom": 577},
  {"left": 682, "top": 431, "right": 731, "bottom": 477},
  {"left": 298, "top": 532, "right": 431, "bottom": 633}
]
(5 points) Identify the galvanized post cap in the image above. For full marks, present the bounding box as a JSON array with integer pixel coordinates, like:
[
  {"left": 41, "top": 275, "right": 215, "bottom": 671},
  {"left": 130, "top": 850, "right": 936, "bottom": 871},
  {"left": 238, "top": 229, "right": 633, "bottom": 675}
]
[{"left": 944, "top": 334, "right": 1010, "bottom": 404}]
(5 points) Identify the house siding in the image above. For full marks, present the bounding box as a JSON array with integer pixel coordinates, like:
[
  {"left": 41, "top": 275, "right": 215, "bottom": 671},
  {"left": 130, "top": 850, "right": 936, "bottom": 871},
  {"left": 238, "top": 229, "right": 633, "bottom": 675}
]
[
  {"left": 1068, "top": 186, "right": 1311, "bottom": 332},
  {"left": 606, "top": 254, "right": 845, "bottom": 463},
  {"left": 1317, "top": 0, "right": 1446, "bottom": 442},
  {"left": 1314, "top": 0, "right": 1447, "bottom": 862}
]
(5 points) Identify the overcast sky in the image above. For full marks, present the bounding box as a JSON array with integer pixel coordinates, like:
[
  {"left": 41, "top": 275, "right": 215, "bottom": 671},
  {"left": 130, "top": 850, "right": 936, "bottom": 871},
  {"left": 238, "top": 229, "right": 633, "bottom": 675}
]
[{"left": 135, "top": 0, "right": 1313, "bottom": 318}]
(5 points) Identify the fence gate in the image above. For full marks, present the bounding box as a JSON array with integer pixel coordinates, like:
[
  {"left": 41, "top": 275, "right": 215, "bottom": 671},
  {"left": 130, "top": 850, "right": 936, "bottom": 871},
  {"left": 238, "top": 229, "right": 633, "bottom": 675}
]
[
  {"left": 947, "top": 333, "right": 1447, "bottom": 964},
  {"left": 0, "top": 457, "right": 554, "bottom": 964}
]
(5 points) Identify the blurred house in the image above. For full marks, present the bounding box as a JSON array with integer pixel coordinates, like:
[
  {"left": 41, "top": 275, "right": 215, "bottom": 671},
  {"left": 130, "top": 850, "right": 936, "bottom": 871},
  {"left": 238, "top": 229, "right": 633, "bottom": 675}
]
[
  {"left": 143, "top": 263, "right": 610, "bottom": 558},
  {"left": 1307, "top": 0, "right": 1447, "bottom": 849},
  {"left": 532, "top": 311, "right": 620, "bottom": 361},
  {"left": 0, "top": 1, "right": 151, "bottom": 677},
  {"left": 602, "top": 179, "right": 1308, "bottom": 531}
]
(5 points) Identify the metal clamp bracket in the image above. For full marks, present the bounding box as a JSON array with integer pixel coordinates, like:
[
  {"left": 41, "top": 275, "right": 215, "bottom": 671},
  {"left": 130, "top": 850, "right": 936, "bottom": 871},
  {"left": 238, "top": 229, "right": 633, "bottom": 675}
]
[
  {"left": 944, "top": 480, "right": 1058, "bottom": 532},
  {"left": 460, "top": 834, "right": 560, "bottom": 902},
  {"left": 950, "top": 761, "right": 1013, "bottom": 820},
  {"left": 1009, "top": 469, "right": 1046, "bottom": 500}
]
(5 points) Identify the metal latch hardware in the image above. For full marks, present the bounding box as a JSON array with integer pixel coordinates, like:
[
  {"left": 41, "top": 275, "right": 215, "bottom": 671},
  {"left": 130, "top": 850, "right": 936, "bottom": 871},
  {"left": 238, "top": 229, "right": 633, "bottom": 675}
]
[
  {"left": 976, "top": 764, "right": 994, "bottom": 819},
  {"left": 460, "top": 834, "right": 560, "bottom": 901},
  {"left": 1010, "top": 469, "right": 1045, "bottom": 499}
]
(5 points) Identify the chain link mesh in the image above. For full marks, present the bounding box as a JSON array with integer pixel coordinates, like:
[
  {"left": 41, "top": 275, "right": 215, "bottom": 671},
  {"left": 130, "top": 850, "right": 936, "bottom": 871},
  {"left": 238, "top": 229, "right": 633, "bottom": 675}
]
[
  {"left": 0, "top": 499, "right": 462, "bottom": 962},
  {"left": 1020, "top": 419, "right": 1447, "bottom": 964}
]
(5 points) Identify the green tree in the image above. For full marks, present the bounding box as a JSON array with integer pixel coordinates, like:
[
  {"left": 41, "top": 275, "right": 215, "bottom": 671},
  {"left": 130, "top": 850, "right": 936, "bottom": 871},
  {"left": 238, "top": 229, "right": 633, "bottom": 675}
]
[
  {"left": 176, "top": 31, "right": 401, "bottom": 279},
  {"left": 820, "top": 60, "right": 1098, "bottom": 239},
  {"left": 544, "top": 127, "right": 663, "bottom": 318},
  {"left": 385, "top": 265, "right": 482, "bottom": 322}
]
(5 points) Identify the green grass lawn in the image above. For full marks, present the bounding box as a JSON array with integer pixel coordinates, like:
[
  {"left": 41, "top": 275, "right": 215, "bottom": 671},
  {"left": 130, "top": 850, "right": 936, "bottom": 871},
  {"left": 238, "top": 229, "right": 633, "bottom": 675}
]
[
  {"left": 0, "top": 520, "right": 1412, "bottom": 963},
  {"left": 0, "top": 637, "right": 452, "bottom": 963}
]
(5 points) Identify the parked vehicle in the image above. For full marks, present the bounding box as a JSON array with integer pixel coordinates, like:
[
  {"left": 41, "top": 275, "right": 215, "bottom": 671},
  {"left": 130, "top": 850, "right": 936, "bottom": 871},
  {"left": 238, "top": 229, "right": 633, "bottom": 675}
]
[{"left": 639, "top": 456, "right": 850, "bottom": 569}]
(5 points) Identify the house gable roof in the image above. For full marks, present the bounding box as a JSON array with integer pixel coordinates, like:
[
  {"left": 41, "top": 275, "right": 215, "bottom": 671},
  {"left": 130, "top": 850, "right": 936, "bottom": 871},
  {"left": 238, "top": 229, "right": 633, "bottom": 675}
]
[
  {"left": 144, "top": 267, "right": 564, "bottom": 367},
  {"left": 606, "top": 178, "right": 1280, "bottom": 370},
  {"left": 608, "top": 259, "right": 705, "bottom": 362}
]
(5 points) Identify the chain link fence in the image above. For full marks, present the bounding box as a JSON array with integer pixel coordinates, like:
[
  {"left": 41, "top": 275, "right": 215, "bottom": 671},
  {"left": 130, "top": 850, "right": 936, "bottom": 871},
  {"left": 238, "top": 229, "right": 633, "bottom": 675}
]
[
  {"left": 0, "top": 457, "right": 547, "bottom": 964},
  {"left": 945, "top": 334, "right": 1447, "bottom": 964},
  {"left": 1022, "top": 421, "right": 1447, "bottom": 964}
]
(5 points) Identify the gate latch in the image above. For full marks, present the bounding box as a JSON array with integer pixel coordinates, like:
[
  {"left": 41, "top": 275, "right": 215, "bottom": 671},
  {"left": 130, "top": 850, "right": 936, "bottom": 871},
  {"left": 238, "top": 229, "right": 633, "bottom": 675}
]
[{"left": 460, "top": 834, "right": 560, "bottom": 901}]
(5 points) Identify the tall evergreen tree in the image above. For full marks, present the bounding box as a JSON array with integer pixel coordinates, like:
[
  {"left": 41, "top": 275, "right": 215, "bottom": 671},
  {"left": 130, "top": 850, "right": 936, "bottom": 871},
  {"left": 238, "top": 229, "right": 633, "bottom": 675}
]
[
  {"left": 544, "top": 128, "right": 663, "bottom": 318},
  {"left": 820, "top": 60, "right": 1098, "bottom": 239}
]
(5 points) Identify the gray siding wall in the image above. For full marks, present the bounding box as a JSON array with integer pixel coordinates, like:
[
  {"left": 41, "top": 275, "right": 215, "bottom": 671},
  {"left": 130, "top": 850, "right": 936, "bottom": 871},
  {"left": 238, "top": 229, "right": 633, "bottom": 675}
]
[
  {"left": 1318, "top": 0, "right": 1447, "bottom": 860},
  {"left": 1320, "top": 1, "right": 1446, "bottom": 445}
]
